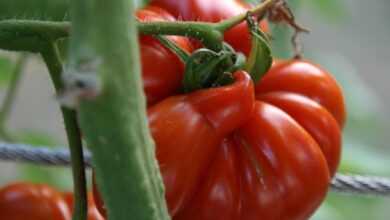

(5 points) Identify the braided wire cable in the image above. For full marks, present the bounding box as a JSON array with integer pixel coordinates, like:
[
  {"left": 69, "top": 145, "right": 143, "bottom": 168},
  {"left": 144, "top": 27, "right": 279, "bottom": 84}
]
[{"left": 1, "top": 142, "right": 390, "bottom": 196}]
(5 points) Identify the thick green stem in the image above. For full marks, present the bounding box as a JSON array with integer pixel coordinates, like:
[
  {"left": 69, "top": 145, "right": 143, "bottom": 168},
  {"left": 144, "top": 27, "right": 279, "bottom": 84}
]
[
  {"left": 0, "top": 20, "right": 70, "bottom": 52},
  {"left": 0, "top": 54, "right": 27, "bottom": 141},
  {"left": 138, "top": 21, "right": 223, "bottom": 51},
  {"left": 0, "top": 19, "right": 223, "bottom": 51},
  {"left": 69, "top": 0, "right": 170, "bottom": 219},
  {"left": 40, "top": 42, "right": 88, "bottom": 220}
]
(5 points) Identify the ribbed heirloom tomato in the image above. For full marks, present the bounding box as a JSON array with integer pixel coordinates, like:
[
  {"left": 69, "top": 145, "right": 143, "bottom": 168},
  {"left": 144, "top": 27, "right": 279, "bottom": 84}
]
[
  {"left": 137, "top": 6, "right": 193, "bottom": 106},
  {"left": 94, "top": 63, "right": 344, "bottom": 220},
  {"left": 150, "top": 0, "right": 268, "bottom": 55},
  {"left": 0, "top": 182, "right": 71, "bottom": 220},
  {"left": 174, "top": 60, "right": 344, "bottom": 220}
]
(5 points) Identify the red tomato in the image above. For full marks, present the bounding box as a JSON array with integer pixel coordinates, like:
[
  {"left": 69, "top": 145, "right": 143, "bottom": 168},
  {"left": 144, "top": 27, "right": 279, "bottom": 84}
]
[
  {"left": 137, "top": 6, "right": 194, "bottom": 106},
  {"left": 255, "top": 59, "right": 346, "bottom": 128},
  {"left": 63, "top": 192, "right": 104, "bottom": 220},
  {"left": 174, "top": 60, "right": 343, "bottom": 219},
  {"left": 94, "top": 61, "right": 344, "bottom": 219},
  {"left": 0, "top": 182, "right": 71, "bottom": 220},
  {"left": 150, "top": 0, "right": 268, "bottom": 55}
]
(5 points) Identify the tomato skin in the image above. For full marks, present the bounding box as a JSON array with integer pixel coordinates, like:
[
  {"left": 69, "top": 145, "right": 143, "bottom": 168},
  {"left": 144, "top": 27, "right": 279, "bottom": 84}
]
[
  {"left": 255, "top": 59, "right": 346, "bottom": 128},
  {"left": 150, "top": 0, "right": 268, "bottom": 55},
  {"left": 0, "top": 182, "right": 71, "bottom": 220},
  {"left": 173, "top": 139, "right": 241, "bottom": 220},
  {"left": 235, "top": 102, "right": 330, "bottom": 220},
  {"left": 137, "top": 6, "right": 194, "bottom": 106},
  {"left": 258, "top": 92, "right": 341, "bottom": 176},
  {"left": 149, "top": 71, "right": 254, "bottom": 215},
  {"left": 175, "top": 102, "right": 330, "bottom": 220},
  {"left": 63, "top": 192, "right": 104, "bottom": 220}
]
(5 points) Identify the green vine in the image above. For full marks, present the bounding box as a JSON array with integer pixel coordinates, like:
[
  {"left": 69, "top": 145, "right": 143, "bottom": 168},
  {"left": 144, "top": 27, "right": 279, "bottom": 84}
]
[{"left": 40, "top": 42, "right": 88, "bottom": 220}]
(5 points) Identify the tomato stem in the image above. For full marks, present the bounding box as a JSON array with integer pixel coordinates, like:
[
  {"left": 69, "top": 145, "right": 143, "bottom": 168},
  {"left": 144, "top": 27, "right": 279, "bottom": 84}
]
[
  {"left": 40, "top": 41, "right": 88, "bottom": 220},
  {"left": 138, "top": 21, "right": 223, "bottom": 51},
  {"left": 215, "top": 0, "right": 278, "bottom": 32},
  {"left": 155, "top": 35, "right": 190, "bottom": 62}
]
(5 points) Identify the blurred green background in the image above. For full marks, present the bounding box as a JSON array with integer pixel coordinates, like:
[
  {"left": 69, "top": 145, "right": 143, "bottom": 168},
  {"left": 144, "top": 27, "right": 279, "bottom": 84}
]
[{"left": 0, "top": 0, "right": 389, "bottom": 219}]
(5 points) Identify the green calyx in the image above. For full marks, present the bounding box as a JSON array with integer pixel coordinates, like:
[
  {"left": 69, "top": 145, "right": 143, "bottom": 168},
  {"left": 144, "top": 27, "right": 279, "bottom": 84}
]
[{"left": 182, "top": 43, "right": 245, "bottom": 93}]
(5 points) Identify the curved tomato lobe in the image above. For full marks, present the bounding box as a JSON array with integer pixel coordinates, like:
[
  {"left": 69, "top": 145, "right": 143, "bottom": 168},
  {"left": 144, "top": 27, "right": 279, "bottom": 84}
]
[
  {"left": 255, "top": 59, "right": 346, "bottom": 128},
  {"left": 258, "top": 92, "right": 342, "bottom": 177},
  {"left": 174, "top": 139, "right": 241, "bottom": 220},
  {"left": 235, "top": 102, "right": 330, "bottom": 220},
  {"left": 0, "top": 182, "right": 71, "bottom": 220}
]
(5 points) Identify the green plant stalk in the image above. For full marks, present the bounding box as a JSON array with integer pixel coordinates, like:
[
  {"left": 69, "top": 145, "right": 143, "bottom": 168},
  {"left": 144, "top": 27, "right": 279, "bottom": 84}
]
[
  {"left": 0, "top": 19, "right": 223, "bottom": 51},
  {"left": 69, "top": 0, "right": 170, "bottom": 219},
  {"left": 0, "top": 20, "right": 70, "bottom": 52},
  {"left": 40, "top": 42, "right": 88, "bottom": 220},
  {"left": 0, "top": 54, "right": 28, "bottom": 141}
]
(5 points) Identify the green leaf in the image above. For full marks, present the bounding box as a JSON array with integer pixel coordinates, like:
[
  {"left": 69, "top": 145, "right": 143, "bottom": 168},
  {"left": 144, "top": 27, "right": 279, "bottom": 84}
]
[
  {"left": 245, "top": 16, "right": 272, "bottom": 83},
  {"left": 0, "top": 56, "right": 13, "bottom": 86}
]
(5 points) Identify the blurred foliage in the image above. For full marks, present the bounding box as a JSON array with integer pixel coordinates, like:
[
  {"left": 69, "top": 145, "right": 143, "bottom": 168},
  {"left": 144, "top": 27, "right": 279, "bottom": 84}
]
[
  {"left": 0, "top": 56, "right": 13, "bottom": 86},
  {"left": 15, "top": 130, "right": 72, "bottom": 190},
  {"left": 303, "top": 0, "right": 348, "bottom": 23}
]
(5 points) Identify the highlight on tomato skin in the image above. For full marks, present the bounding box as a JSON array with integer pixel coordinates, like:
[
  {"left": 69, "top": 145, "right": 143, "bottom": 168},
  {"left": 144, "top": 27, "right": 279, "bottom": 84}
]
[
  {"left": 149, "top": 0, "right": 268, "bottom": 55},
  {"left": 0, "top": 182, "right": 71, "bottom": 220},
  {"left": 255, "top": 59, "right": 347, "bottom": 128}
]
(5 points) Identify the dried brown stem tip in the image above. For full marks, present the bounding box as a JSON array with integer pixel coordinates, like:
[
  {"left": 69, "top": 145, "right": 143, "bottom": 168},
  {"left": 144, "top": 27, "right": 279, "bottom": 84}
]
[{"left": 267, "top": 0, "right": 309, "bottom": 58}]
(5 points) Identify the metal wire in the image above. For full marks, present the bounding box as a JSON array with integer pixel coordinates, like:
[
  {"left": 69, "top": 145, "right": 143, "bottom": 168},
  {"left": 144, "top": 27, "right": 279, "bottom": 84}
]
[
  {"left": 0, "top": 142, "right": 92, "bottom": 167},
  {"left": 1, "top": 142, "right": 390, "bottom": 197}
]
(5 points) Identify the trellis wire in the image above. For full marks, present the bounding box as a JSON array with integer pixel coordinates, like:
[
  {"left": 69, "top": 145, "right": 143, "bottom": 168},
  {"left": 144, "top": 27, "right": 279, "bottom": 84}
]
[{"left": 1, "top": 142, "right": 390, "bottom": 197}]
